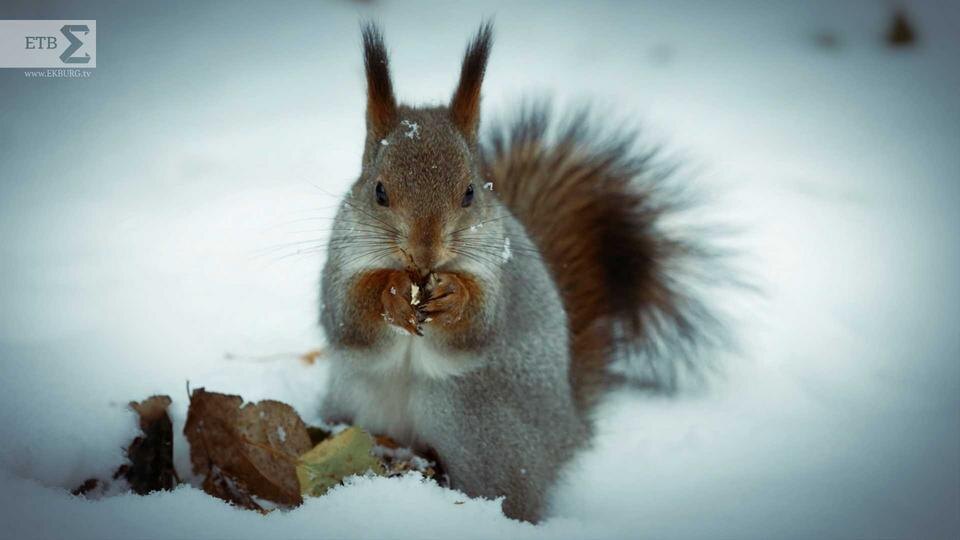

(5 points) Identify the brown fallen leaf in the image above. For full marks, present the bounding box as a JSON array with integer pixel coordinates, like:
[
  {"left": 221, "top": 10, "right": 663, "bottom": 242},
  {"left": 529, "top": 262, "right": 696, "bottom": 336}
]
[
  {"left": 306, "top": 425, "right": 332, "bottom": 446},
  {"left": 300, "top": 348, "right": 324, "bottom": 365},
  {"left": 74, "top": 390, "right": 448, "bottom": 509},
  {"left": 374, "top": 434, "right": 401, "bottom": 449},
  {"left": 372, "top": 437, "right": 446, "bottom": 486},
  {"left": 886, "top": 9, "right": 917, "bottom": 47},
  {"left": 184, "top": 388, "right": 312, "bottom": 509},
  {"left": 222, "top": 348, "right": 325, "bottom": 366},
  {"left": 124, "top": 395, "right": 178, "bottom": 494},
  {"left": 73, "top": 395, "right": 179, "bottom": 498},
  {"left": 71, "top": 478, "right": 101, "bottom": 497}
]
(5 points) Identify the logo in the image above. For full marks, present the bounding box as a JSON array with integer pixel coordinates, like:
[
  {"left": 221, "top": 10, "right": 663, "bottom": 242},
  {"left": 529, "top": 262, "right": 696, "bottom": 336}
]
[
  {"left": 59, "top": 24, "right": 91, "bottom": 64},
  {"left": 0, "top": 20, "right": 97, "bottom": 69}
]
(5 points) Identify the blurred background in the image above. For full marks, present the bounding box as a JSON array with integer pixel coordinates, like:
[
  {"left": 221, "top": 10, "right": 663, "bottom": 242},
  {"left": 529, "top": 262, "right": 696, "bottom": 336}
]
[{"left": 1, "top": 1, "right": 958, "bottom": 538}]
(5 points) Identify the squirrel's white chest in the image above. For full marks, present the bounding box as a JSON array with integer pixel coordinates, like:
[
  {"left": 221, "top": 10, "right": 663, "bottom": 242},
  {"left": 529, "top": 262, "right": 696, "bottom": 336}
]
[
  {"left": 348, "top": 369, "right": 419, "bottom": 444},
  {"left": 335, "top": 336, "right": 459, "bottom": 445},
  {"left": 364, "top": 330, "right": 476, "bottom": 378}
]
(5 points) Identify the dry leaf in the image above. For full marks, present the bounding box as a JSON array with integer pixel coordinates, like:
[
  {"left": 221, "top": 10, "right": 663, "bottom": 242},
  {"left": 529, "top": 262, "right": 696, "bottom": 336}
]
[
  {"left": 306, "top": 425, "right": 332, "bottom": 446},
  {"left": 74, "top": 390, "right": 447, "bottom": 509},
  {"left": 373, "top": 436, "right": 446, "bottom": 485},
  {"left": 297, "top": 427, "right": 384, "bottom": 497},
  {"left": 300, "top": 348, "right": 324, "bottom": 365},
  {"left": 73, "top": 395, "right": 178, "bottom": 498},
  {"left": 124, "top": 395, "right": 178, "bottom": 494},
  {"left": 184, "top": 388, "right": 312, "bottom": 509},
  {"left": 886, "top": 9, "right": 917, "bottom": 47}
]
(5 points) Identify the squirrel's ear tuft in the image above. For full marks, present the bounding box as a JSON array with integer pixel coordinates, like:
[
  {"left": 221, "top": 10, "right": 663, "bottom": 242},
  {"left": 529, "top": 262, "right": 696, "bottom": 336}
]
[
  {"left": 450, "top": 22, "right": 493, "bottom": 141},
  {"left": 362, "top": 23, "right": 397, "bottom": 142}
]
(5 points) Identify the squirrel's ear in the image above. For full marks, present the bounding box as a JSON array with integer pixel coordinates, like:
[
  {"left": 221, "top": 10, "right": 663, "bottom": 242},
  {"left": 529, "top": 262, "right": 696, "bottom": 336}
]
[
  {"left": 362, "top": 23, "right": 397, "bottom": 142},
  {"left": 450, "top": 22, "right": 493, "bottom": 141}
]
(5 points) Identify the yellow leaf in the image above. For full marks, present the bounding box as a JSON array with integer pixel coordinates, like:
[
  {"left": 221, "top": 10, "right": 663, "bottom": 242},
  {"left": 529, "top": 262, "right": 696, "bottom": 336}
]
[{"left": 297, "top": 427, "right": 385, "bottom": 497}]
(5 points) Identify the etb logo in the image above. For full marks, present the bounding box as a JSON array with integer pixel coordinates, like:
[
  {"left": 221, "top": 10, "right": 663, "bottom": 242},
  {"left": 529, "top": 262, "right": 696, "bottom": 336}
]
[
  {"left": 25, "top": 24, "right": 91, "bottom": 64},
  {"left": 1, "top": 20, "right": 97, "bottom": 68}
]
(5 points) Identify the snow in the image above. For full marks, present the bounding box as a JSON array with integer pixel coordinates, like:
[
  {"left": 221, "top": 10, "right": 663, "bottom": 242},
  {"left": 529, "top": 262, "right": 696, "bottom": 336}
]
[
  {"left": 1, "top": 1, "right": 958, "bottom": 539},
  {"left": 400, "top": 119, "right": 421, "bottom": 139}
]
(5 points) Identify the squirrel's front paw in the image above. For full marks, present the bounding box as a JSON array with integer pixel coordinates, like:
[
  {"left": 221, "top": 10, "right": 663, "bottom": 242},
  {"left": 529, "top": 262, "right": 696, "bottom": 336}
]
[
  {"left": 419, "top": 272, "right": 471, "bottom": 328},
  {"left": 380, "top": 271, "right": 421, "bottom": 336}
]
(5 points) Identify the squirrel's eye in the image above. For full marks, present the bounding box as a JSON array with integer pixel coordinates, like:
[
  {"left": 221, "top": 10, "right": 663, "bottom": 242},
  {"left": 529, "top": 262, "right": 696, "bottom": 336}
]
[
  {"left": 461, "top": 184, "right": 475, "bottom": 208},
  {"left": 375, "top": 181, "right": 389, "bottom": 207}
]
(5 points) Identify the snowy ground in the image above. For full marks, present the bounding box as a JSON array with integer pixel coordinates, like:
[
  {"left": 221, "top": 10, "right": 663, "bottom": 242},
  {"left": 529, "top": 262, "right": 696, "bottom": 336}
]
[{"left": 1, "top": 1, "right": 958, "bottom": 538}]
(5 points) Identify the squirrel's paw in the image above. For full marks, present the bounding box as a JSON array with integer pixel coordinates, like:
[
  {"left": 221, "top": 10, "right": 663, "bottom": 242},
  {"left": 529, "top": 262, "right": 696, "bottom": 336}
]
[
  {"left": 380, "top": 271, "right": 421, "bottom": 336},
  {"left": 419, "top": 272, "right": 470, "bottom": 328}
]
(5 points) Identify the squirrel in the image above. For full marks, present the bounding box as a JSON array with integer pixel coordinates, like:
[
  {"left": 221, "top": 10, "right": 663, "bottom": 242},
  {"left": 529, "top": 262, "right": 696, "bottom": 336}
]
[{"left": 319, "top": 22, "right": 716, "bottom": 522}]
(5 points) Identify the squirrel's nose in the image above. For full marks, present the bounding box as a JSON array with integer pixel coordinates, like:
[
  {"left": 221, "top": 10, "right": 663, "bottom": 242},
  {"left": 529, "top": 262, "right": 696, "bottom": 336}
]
[
  {"left": 406, "top": 218, "right": 441, "bottom": 276},
  {"left": 409, "top": 249, "right": 434, "bottom": 278}
]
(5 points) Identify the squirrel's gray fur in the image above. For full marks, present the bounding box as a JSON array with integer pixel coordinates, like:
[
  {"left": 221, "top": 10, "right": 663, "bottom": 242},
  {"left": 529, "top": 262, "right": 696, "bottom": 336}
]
[
  {"left": 319, "top": 104, "right": 588, "bottom": 521},
  {"left": 318, "top": 22, "right": 714, "bottom": 522}
]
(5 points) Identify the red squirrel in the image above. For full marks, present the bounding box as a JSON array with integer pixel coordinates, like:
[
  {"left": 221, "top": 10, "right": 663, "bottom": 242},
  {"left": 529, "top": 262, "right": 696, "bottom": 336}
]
[{"left": 319, "top": 23, "right": 715, "bottom": 522}]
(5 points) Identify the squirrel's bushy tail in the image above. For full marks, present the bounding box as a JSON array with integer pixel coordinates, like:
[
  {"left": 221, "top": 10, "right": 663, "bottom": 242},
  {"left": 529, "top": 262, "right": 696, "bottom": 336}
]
[{"left": 484, "top": 103, "right": 722, "bottom": 411}]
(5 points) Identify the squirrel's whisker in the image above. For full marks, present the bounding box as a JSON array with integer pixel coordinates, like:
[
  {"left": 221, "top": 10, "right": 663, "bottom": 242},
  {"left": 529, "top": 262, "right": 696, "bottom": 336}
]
[
  {"left": 446, "top": 214, "right": 514, "bottom": 237},
  {"left": 341, "top": 198, "right": 402, "bottom": 235}
]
